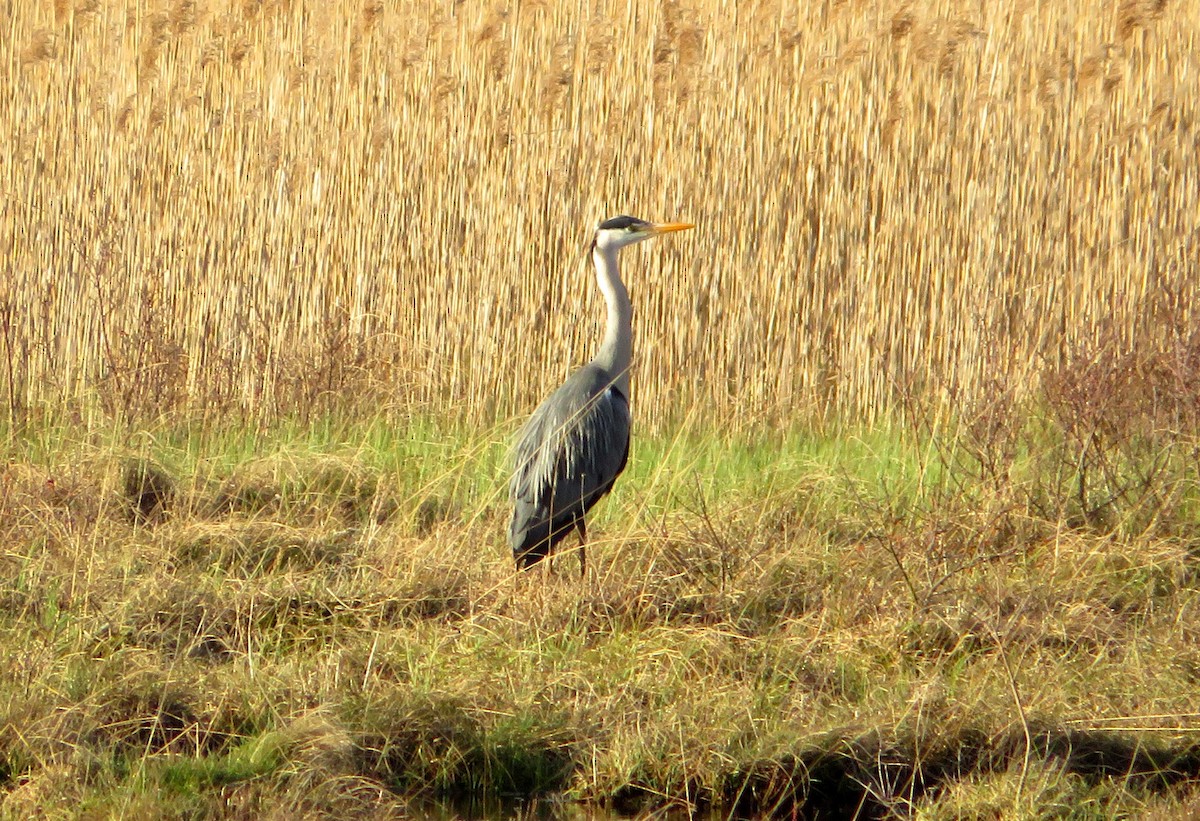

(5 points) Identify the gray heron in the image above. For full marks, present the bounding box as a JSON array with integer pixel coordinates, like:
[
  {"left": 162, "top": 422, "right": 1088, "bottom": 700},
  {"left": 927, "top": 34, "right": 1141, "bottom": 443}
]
[{"left": 509, "top": 215, "right": 694, "bottom": 576}]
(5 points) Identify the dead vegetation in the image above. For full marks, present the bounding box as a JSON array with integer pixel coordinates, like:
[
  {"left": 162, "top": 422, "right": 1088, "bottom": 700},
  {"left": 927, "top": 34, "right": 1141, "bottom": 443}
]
[
  {"left": 2, "top": 337, "right": 1200, "bottom": 815},
  {"left": 2, "top": 0, "right": 1197, "bottom": 430}
]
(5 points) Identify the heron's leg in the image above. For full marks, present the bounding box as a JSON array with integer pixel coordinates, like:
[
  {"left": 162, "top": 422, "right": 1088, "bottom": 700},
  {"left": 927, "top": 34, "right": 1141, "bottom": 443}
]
[
  {"left": 515, "top": 546, "right": 550, "bottom": 577},
  {"left": 575, "top": 518, "right": 587, "bottom": 579}
]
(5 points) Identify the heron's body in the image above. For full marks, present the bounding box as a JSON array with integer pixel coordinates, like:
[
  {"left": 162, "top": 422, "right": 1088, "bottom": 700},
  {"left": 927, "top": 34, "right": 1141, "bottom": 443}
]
[
  {"left": 509, "top": 364, "right": 630, "bottom": 571},
  {"left": 508, "top": 215, "right": 692, "bottom": 575}
]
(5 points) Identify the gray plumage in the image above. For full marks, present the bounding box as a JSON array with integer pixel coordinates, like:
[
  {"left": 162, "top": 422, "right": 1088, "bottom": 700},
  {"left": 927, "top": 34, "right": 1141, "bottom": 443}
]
[
  {"left": 507, "top": 215, "right": 692, "bottom": 576},
  {"left": 508, "top": 364, "right": 630, "bottom": 573}
]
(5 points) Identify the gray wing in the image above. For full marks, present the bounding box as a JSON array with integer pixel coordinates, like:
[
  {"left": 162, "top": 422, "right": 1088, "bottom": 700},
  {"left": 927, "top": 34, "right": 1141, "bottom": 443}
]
[{"left": 509, "top": 364, "right": 631, "bottom": 560}]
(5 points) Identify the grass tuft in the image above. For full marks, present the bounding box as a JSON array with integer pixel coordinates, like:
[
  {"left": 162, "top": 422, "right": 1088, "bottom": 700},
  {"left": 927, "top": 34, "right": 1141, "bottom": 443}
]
[{"left": 122, "top": 458, "right": 175, "bottom": 524}]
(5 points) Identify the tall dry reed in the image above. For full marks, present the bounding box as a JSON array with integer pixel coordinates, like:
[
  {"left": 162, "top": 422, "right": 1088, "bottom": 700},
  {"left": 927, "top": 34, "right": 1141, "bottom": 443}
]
[{"left": 3, "top": 0, "right": 1197, "bottom": 430}]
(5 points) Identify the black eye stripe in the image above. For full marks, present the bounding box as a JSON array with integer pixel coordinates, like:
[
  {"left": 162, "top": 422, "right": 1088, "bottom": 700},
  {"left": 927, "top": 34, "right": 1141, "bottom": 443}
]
[{"left": 597, "top": 215, "right": 643, "bottom": 231}]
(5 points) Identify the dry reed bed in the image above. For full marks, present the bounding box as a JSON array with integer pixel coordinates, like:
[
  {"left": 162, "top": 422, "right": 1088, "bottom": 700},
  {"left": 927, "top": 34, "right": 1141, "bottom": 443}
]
[{"left": 3, "top": 0, "right": 1198, "bottom": 428}]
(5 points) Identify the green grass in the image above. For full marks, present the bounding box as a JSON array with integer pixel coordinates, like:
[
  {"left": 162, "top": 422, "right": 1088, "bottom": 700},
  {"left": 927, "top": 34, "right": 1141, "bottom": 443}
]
[{"left": 1, "top": 409, "right": 1199, "bottom": 817}]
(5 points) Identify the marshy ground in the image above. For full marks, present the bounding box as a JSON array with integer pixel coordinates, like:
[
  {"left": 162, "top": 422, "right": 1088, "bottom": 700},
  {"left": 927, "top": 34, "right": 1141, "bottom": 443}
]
[{"left": 4, "top": 344, "right": 1200, "bottom": 817}]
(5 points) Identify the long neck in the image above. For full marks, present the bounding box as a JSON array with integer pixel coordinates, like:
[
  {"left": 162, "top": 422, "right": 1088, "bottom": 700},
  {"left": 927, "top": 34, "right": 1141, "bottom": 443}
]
[{"left": 591, "top": 244, "right": 632, "bottom": 397}]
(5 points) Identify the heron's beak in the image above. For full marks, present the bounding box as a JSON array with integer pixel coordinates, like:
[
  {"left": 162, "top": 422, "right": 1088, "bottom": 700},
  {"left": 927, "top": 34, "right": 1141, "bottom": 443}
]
[{"left": 650, "top": 221, "right": 695, "bottom": 235}]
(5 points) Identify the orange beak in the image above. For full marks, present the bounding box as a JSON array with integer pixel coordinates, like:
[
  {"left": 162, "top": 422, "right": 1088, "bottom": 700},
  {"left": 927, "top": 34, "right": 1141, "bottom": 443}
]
[{"left": 650, "top": 221, "right": 695, "bottom": 235}]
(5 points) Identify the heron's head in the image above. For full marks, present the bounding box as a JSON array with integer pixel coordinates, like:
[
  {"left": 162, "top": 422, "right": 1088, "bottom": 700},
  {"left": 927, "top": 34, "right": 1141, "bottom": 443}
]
[{"left": 591, "top": 215, "right": 694, "bottom": 254}]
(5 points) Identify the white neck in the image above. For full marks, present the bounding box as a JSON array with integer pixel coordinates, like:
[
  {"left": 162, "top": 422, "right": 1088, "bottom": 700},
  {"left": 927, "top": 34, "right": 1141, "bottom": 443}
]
[{"left": 591, "top": 243, "right": 632, "bottom": 397}]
